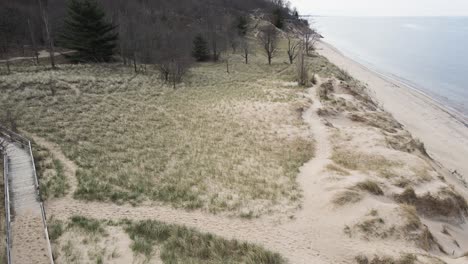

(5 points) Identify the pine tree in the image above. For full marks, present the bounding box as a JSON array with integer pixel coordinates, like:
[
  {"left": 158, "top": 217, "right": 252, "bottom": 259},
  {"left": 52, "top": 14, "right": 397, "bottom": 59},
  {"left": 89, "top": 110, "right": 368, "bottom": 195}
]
[
  {"left": 59, "top": 0, "right": 118, "bottom": 63},
  {"left": 272, "top": 8, "right": 284, "bottom": 29},
  {"left": 237, "top": 16, "right": 248, "bottom": 36},
  {"left": 192, "top": 34, "right": 209, "bottom": 62}
]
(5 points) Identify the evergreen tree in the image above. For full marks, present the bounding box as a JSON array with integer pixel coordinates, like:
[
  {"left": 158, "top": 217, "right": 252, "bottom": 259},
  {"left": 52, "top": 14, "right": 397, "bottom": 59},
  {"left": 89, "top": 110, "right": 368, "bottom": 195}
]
[
  {"left": 293, "top": 8, "right": 300, "bottom": 19},
  {"left": 59, "top": 0, "right": 118, "bottom": 63},
  {"left": 272, "top": 8, "right": 284, "bottom": 29},
  {"left": 237, "top": 16, "right": 248, "bottom": 36},
  {"left": 192, "top": 34, "right": 209, "bottom": 62}
]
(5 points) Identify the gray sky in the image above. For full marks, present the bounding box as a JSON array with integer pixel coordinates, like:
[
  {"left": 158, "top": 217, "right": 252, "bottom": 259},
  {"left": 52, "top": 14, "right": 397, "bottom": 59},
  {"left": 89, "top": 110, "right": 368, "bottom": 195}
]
[{"left": 289, "top": 0, "right": 468, "bottom": 16}]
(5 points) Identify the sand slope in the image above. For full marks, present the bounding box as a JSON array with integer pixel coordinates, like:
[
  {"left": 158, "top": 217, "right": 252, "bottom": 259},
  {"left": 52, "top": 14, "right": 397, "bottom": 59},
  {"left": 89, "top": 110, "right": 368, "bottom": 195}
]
[{"left": 316, "top": 41, "right": 468, "bottom": 186}]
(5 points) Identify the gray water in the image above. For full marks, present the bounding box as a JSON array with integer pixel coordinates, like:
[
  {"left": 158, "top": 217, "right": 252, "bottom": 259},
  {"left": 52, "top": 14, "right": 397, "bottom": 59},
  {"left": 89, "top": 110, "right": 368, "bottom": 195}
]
[{"left": 314, "top": 16, "right": 468, "bottom": 118}]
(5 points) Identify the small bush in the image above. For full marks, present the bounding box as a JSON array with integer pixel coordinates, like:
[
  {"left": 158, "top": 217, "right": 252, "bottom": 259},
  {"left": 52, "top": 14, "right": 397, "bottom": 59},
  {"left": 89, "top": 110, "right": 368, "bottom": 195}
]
[
  {"left": 318, "top": 81, "right": 334, "bottom": 100},
  {"left": 48, "top": 218, "right": 64, "bottom": 241}
]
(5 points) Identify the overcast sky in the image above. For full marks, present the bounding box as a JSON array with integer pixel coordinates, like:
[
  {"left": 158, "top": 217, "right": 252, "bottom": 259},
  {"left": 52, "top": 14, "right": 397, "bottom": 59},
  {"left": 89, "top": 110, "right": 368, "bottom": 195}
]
[{"left": 289, "top": 0, "right": 468, "bottom": 16}]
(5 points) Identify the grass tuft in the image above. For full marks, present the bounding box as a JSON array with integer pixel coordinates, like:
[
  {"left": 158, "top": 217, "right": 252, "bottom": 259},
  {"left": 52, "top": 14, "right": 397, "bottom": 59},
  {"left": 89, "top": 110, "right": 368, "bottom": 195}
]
[
  {"left": 68, "top": 216, "right": 105, "bottom": 235},
  {"left": 332, "top": 190, "right": 362, "bottom": 206},
  {"left": 355, "top": 180, "right": 384, "bottom": 196}
]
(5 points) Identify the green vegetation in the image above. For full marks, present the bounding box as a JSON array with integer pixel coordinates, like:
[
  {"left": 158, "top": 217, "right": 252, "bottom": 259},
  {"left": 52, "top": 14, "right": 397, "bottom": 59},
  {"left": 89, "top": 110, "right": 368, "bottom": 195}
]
[
  {"left": 124, "top": 219, "right": 285, "bottom": 263},
  {"left": 68, "top": 215, "right": 105, "bottom": 235},
  {"left": 48, "top": 218, "right": 65, "bottom": 241},
  {"left": 59, "top": 0, "right": 118, "bottom": 63}
]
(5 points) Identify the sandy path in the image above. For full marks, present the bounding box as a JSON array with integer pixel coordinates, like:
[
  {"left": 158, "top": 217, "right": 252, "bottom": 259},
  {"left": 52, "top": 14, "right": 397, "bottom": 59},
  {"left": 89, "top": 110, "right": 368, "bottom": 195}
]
[
  {"left": 316, "top": 41, "right": 468, "bottom": 185},
  {"left": 28, "top": 134, "right": 78, "bottom": 197}
]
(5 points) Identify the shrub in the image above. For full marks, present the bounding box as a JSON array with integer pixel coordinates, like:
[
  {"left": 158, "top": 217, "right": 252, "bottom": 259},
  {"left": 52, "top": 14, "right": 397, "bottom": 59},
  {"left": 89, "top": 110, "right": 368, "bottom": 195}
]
[{"left": 192, "top": 34, "right": 210, "bottom": 62}]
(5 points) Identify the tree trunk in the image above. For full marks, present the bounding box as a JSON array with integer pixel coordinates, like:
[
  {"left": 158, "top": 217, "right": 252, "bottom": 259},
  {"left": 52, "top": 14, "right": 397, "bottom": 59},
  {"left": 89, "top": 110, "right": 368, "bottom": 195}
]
[
  {"left": 226, "top": 59, "right": 229, "bottom": 73},
  {"left": 38, "top": 0, "right": 56, "bottom": 69},
  {"left": 133, "top": 52, "right": 137, "bottom": 73},
  {"left": 5, "top": 60, "right": 10, "bottom": 74},
  {"left": 28, "top": 19, "right": 39, "bottom": 65},
  {"left": 268, "top": 55, "right": 272, "bottom": 65}
]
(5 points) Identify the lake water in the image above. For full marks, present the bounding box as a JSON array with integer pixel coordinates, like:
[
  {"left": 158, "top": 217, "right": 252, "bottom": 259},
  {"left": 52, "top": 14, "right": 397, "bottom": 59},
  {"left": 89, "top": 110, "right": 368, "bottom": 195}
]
[{"left": 314, "top": 16, "right": 468, "bottom": 118}]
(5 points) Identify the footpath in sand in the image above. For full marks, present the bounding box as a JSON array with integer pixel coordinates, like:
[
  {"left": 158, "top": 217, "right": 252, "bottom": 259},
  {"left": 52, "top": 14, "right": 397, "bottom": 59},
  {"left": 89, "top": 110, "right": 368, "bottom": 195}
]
[
  {"left": 316, "top": 41, "right": 468, "bottom": 184},
  {"left": 4, "top": 142, "right": 50, "bottom": 264}
]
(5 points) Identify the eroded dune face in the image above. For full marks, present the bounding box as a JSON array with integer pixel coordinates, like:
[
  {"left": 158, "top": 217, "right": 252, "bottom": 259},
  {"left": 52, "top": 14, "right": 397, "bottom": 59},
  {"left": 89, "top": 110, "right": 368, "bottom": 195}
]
[{"left": 315, "top": 76, "right": 468, "bottom": 262}]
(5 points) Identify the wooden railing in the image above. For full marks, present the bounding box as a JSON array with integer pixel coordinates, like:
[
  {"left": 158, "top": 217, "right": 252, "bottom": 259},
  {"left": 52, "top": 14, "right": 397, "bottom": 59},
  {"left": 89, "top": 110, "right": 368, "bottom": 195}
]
[
  {"left": 0, "top": 124, "right": 54, "bottom": 264},
  {"left": 3, "top": 154, "right": 12, "bottom": 264}
]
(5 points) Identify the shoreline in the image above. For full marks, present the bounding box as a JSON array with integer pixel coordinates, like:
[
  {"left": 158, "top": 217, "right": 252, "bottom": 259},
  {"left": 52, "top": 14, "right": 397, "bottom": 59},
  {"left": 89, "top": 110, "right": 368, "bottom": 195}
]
[
  {"left": 321, "top": 41, "right": 468, "bottom": 127},
  {"left": 316, "top": 40, "right": 468, "bottom": 183}
]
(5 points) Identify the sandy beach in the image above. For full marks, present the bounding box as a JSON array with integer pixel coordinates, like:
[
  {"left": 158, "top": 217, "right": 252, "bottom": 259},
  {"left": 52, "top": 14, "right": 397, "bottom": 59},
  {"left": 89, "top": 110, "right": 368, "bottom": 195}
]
[{"left": 317, "top": 41, "right": 468, "bottom": 186}]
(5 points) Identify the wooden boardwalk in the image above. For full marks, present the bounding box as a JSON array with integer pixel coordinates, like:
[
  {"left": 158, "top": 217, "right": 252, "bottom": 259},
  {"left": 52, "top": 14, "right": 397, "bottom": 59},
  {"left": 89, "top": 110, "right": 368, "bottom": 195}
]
[{"left": 3, "top": 140, "right": 52, "bottom": 264}]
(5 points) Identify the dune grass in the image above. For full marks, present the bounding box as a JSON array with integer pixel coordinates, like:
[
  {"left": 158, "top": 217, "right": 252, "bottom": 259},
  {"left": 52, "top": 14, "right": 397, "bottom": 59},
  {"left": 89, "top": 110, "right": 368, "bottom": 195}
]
[
  {"left": 0, "top": 50, "right": 315, "bottom": 215},
  {"left": 33, "top": 144, "right": 70, "bottom": 199},
  {"left": 50, "top": 215, "right": 285, "bottom": 264},
  {"left": 332, "top": 190, "right": 362, "bottom": 206},
  {"left": 124, "top": 219, "right": 285, "bottom": 264},
  {"left": 355, "top": 180, "right": 384, "bottom": 196}
]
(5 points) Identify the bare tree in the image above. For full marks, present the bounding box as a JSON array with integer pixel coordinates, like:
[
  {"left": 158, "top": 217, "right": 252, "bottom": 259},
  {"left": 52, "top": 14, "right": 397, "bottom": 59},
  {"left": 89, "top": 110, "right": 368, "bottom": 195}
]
[
  {"left": 37, "top": 0, "right": 56, "bottom": 69},
  {"left": 296, "top": 47, "right": 309, "bottom": 86},
  {"left": 302, "top": 29, "right": 319, "bottom": 56},
  {"left": 167, "top": 59, "right": 191, "bottom": 89},
  {"left": 286, "top": 33, "right": 301, "bottom": 64},
  {"left": 27, "top": 19, "right": 39, "bottom": 65},
  {"left": 240, "top": 38, "right": 250, "bottom": 64},
  {"left": 258, "top": 25, "right": 278, "bottom": 65}
]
